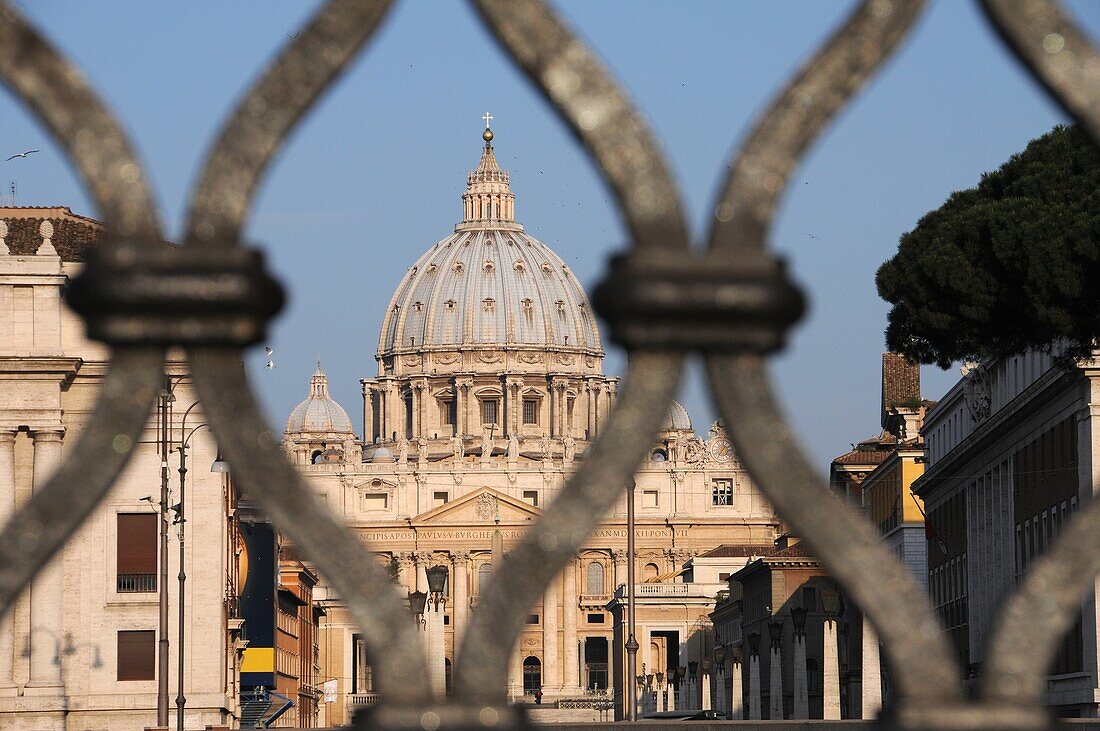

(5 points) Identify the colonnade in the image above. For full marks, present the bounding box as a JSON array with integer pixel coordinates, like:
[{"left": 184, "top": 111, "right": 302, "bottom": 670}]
[
  {"left": 391, "top": 551, "right": 600, "bottom": 696},
  {"left": 364, "top": 375, "right": 615, "bottom": 444}
]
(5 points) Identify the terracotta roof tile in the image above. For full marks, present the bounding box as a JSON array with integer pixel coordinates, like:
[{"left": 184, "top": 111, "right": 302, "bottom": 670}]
[
  {"left": 698, "top": 544, "right": 775, "bottom": 559},
  {"left": 1, "top": 207, "right": 103, "bottom": 262}
]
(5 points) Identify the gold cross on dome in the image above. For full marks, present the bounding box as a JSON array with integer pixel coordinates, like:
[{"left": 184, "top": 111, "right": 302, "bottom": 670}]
[{"left": 482, "top": 112, "right": 493, "bottom": 128}]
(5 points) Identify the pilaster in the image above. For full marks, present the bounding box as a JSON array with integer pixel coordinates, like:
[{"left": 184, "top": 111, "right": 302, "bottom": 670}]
[{"left": 26, "top": 428, "right": 64, "bottom": 692}]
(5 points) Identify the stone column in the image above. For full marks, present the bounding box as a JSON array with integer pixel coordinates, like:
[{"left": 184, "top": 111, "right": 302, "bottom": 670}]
[
  {"left": 452, "top": 554, "right": 469, "bottom": 648},
  {"left": 585, "top": 382, "right": 596, "bottom": 439},
  {"left": 428, "top": 595, "right": 446, "bottom": 698},
  {"left": 0, "top": 431, "right": 15, "bottom": 693},
  {"left": 729, "top": 654, "right": 743, "bottom": 719},
  {"left": 398, "top": 553, "right": 416, "bottom": 594},
  {"left": 415, "top": 553, "right": 429, "bottom": 593},
  {"left": 862, "top": 616, "right": 882, "bottom": 719},
  {"left": 562, "top": 561, "right": 579, "bottom": 692},
  {"left": 456, "top": 379, "right": 472, "bottom": 437},
  {"left": 664, "top": 677, "right": 675, "bottom": 711},
  {"left": 612, "top": 551, "right": 625, "bottom": 594},
  {"left": 792, "top": 623, "right": 808, "bottom": 719},
  {"left": 413, "top": 380, "right": 426, "bottom": 439},
  {"left": 554, "top": 379, "right": 567, "bottom": 438},
  {"left": 543, "top": 572, "right": 560, "bottom": 690},
  {"left": 27, "top": 429, "right": 64, "bottom": 690},
  {"left": 747, "top": 634, "right": 761, "bottom": 720},
  {"left": 547, "top": 380, "right": 557, "bottom": 437},
  {"left": 508, "top": 645, "right": 523, "bottom": 700},
  {"left": 701, "top": 667, "right": 711, "bottom": 710},
  {"left": 822, "top": 589, "right": 841, "bottom": 720},
  {"left": 768, "top": 620, "right": 783, "bottom": 719},
  {"left": 385, "top": 382, "right": 399, "bottom": 441},
  {"left": 588, "top": 384, "right": 599, "bottom": 438}
]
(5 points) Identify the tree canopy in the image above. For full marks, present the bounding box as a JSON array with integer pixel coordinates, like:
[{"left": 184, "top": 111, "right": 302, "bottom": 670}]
[{"left": 876, "top": 125, "right": 1100, "bottom": 368}]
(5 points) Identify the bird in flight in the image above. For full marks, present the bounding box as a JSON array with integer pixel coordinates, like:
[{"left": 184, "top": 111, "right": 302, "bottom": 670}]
[{"left": 6, "top": 150, "right": 38, "bottom": 161}]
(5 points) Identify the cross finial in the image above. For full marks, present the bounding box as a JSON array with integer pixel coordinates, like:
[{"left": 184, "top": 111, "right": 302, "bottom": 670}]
[{"left": 482, "top": 111, "right": 493, "bottom": 129}]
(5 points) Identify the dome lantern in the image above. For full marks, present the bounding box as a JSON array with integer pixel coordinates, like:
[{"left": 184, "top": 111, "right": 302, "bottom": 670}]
[{"left": 459, "top": 117, "right": 519, "bottom": 232}]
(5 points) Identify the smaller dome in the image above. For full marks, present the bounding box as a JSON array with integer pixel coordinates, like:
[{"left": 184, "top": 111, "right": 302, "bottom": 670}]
[
  {"left": 286, "top": 362, "right": 354, "bottom": 435},
  {"left": 662, "top": 401, "right": 692, "bottom": 432},
  {"left": 367, "top": 445, "right": 395, "bottom": 463}
]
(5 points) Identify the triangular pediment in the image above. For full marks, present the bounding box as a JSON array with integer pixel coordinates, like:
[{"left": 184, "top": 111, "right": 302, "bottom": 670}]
[{"left": 413, "top": 487, "right": 541, "bottom": 525}]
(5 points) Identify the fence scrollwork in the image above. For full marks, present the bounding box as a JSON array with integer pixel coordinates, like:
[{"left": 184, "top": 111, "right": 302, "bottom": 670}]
[{"left": 0, "top": 0, "right": 1097, "bottom": 729}]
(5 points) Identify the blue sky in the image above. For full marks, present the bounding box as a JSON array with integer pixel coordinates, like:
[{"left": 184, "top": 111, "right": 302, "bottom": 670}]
[{"left": 3, "top": 1, "right": 1097, "bottom": 468}]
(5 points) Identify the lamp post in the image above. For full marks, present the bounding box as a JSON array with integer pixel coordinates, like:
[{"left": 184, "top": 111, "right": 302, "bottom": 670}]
[
  {"left": 425, "top": 565, "right": 449, "bottom": 697},
  {"left": 171, "top": 399, "right": 226, "bottom": 731},
  {"left": 625, "top": 480, "right": 638, "bottom": 721},
  {"left": 157, "top": 376, "right": 174, "bottom": 727}
]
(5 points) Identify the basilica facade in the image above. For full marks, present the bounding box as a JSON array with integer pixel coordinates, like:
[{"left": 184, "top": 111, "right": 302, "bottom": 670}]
[
  {"left": 0, "top": 126, "right": 780, "bottom": 730},
  {"left": 285, "top": 127, "right": 781, "bottom": 724}
]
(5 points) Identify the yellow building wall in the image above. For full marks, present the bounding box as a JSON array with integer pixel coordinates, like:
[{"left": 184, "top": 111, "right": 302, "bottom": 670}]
[
  {"left": 864, "top": 455, "right": 926, "bottom": 531},
  {"left": 900, "top": 458, "right": 925, "bottom": 524}
]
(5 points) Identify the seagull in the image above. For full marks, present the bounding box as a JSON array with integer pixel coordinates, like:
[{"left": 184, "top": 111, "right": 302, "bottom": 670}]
[
  {"left": 6, "top": 150, "right": 38, "bottom": 161},
  {"left": 265, "top": 360, "right": 276, "bottom": 370},
  {"left": 265, "top": 346, "right": 275, "bottom": 356}
]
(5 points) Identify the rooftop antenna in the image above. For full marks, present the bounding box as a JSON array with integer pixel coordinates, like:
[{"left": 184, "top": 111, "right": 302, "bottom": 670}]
[{"left": 4, "top": 181, "right": 14, "bottom": 206}]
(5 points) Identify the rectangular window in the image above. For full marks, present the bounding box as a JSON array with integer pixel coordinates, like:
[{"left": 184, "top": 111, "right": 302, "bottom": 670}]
[
  {"left": 117, "top": 630, "right": 155, "bottom": 681},
  {"left": 525, "top": 614, "right": 540, "bottom": 625},
  {"left": 522, "top": 398, "right": 539, "bottom": 425},
  {"left": 362, "top": 493, "right": 388, "bottom": 511},
  {"left": 711, "top": 479, "right": 733, "bottom": 506},
  {"left": 642, "top": 490, "right": 659, "bottom": 508},
  {"left": 481, "top": 399, "right": 498, "bottom": 425},
  {"left": 587, "top": 613, "right": 606, "bottom": 624},
  {"left": 441, "top": 400, "right": 455, "bottom": 426},
  {"left": 522, "top": 490, "right": 538, "bottom": 507},
  {"left": 802, "top": 586, "right": 817, "bottom": 612},
  {"left": 433, "top": 491, "right": 449, "bottom": 508},
  {"left": 117, "top": 513, "right": 157, "bottom": 593},
  {"left": 567, "top": 397, "right": 576, "bottom": 430}
]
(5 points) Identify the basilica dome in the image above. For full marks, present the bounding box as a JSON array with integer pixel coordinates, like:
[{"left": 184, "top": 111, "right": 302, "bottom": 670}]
[
  {"left": 286, "top": 362, "right": 354, "bottom": 435},
  {"left": 662, "top": 400, "right": 693, "bottom": 432},
  {"left": 377, "top": 131, "right": 601, "bottom": 358}
]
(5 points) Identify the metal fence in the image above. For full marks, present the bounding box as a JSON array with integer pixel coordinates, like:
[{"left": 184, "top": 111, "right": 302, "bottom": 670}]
[{"left": 0, "top": 0, "right": 1097, "bottom": 729}]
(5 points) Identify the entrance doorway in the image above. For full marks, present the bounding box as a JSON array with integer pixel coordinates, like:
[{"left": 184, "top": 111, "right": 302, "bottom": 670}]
[
  {"left": 584, "top": 637, "right": 608, "bottom": 690},
  {"left": 522, "top": 656, "right": 542, "bottom": 694}
]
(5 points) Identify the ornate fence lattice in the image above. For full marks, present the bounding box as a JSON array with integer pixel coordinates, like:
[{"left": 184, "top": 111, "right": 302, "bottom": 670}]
[{"left": 0, "top": 0, "right": 1098, "bottom": 729}]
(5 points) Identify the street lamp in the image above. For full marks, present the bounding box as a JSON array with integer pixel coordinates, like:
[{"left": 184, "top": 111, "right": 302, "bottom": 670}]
[
  {"left": 791, "top": 606, "right": 808, "bottom": 635},
  {"left": 210, "top": 451, "right": 229, "bottom": 473},
  {"left": 408, "top": 591, "right": 428, "bottom": 630},
  {"left": 425, "top": 565, "right": 449, "bottom": 609}
]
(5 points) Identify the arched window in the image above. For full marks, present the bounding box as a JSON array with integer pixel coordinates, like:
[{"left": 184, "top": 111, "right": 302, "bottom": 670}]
[
  {"left": 586, "top": 561, "right": 605, "bottom": 595},
  {"left": 643, "top": 563, "right": 659, "bottom": 582},
  {"left": 310, "top": 450, "right": 323, "bottom": 464},
  {"left": 522, "top": 656, "right": 542, "bottom": 693},
  {"left": 478, "top": 563, "right": 492, "bottom": 595}
]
